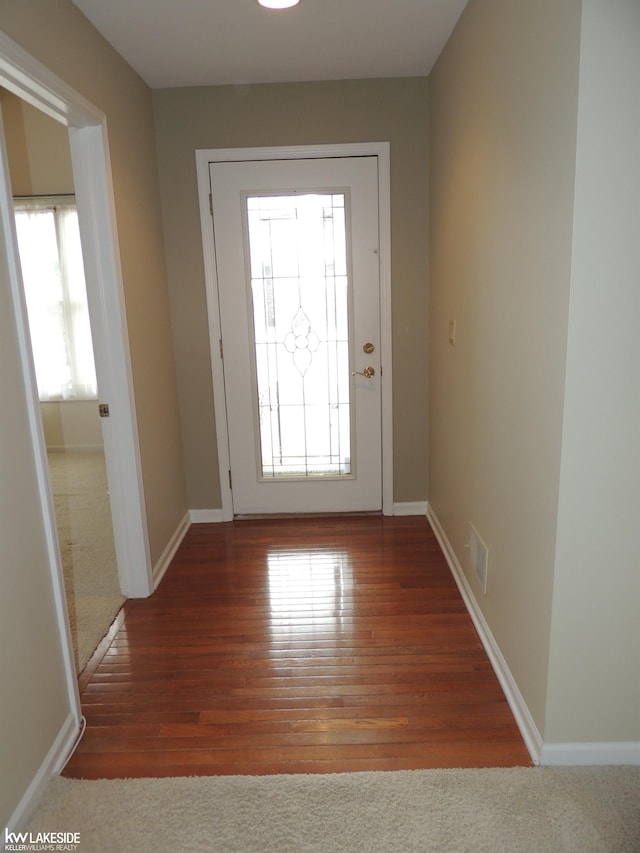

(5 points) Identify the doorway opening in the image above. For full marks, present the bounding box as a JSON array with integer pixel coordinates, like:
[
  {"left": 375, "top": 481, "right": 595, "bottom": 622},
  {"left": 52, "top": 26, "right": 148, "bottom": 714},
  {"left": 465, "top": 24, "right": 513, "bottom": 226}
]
[
  {"left": 196, "top": 143, "right": 393, "bottom": 520},
  {"left": 2, "top": 89, "right": 124, "bottom": 671}
]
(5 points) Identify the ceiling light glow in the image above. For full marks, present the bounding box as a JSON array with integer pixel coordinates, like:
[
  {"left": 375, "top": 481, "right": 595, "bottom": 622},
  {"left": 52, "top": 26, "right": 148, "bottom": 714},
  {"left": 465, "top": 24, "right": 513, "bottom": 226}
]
[{"left": 258, "top": 0, "right": 300, "bottom": 8}]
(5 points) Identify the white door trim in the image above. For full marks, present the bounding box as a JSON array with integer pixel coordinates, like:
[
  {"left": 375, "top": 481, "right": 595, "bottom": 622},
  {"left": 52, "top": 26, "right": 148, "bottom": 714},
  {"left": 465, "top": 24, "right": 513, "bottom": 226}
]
[
  {"left": 196, "top": 143, "right": 393, "bottom": 520},
  {"left": 0, "top": 32, "right": 153, "bottom": 722}
]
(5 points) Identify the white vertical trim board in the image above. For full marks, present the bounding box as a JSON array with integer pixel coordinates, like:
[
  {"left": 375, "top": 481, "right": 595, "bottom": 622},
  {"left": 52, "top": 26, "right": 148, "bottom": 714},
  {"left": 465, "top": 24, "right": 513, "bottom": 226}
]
[
  {"left": 426, "top": 503, "right": 544, "bottom": 765},
  {"left": 375, "top": 146, "right": 393, "bottom": 517},
  {"left": 195, "top": 143, "right": 393, "bottom": 520},
  {"left": 69, "top": 123, "right": 153, "bottom": 598},
  {"left": 196, "top": 151, "right": 233, "bottom": 522}
]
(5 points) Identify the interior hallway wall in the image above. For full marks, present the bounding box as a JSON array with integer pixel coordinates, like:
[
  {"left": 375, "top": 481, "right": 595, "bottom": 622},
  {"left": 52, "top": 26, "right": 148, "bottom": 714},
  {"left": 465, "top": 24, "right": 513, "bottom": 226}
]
[{"left": 428, "top": 0, "right": 582, "bottom": 735}]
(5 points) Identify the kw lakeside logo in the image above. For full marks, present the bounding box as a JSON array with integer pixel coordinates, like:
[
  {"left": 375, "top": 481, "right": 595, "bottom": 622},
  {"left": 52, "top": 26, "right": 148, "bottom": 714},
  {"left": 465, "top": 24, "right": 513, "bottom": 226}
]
[{"left": 3, "top": 829, "right": 80, "bottom": 851}]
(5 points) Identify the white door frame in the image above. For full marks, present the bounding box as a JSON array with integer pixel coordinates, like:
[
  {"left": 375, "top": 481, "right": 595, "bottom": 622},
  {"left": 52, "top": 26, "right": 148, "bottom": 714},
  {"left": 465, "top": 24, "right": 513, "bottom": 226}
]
[
  {"left": 0, "top": 33, "right": 153, "bottom": 722},
  {"left": 196, "top": 143, "right": 393, "bottom": 520}
]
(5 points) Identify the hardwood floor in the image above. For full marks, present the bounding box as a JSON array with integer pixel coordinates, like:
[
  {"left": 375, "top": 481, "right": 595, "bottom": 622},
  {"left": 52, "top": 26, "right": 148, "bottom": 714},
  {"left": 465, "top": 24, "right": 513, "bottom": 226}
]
[{"left": 64, "top": 515, "right": 531, "bottom": 778}]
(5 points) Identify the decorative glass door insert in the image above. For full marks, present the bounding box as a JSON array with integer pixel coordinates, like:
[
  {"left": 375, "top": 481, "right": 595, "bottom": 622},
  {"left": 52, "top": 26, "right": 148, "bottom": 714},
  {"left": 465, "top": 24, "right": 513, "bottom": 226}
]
[{"left": 246, "top": 192, "right": 352, "bottom": 479}]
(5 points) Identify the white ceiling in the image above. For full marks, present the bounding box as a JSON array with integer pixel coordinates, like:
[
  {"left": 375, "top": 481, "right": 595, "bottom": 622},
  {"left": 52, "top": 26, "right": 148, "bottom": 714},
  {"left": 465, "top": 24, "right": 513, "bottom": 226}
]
[{"left": 70, "top": 0, "right": 468, "bottom": 89}]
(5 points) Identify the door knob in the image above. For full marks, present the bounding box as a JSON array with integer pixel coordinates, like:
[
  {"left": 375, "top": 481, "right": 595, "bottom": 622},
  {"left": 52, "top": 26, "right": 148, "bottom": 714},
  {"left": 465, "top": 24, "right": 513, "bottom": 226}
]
[{"left": 352, "top": 366, "right": 375, "bottom": 378}]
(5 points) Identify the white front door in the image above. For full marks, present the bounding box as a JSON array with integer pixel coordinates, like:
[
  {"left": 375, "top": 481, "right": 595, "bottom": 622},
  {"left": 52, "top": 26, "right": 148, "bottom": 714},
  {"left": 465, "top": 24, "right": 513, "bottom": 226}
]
[{"left": 210, "top": 155, "right": 382, "bottom": 514}]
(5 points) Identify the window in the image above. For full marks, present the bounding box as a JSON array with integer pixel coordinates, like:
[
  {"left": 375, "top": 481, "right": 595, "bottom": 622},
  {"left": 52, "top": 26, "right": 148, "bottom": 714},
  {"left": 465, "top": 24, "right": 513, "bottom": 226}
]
[{"left": 14, "top": 196, "right": 97, "bottom": 401}]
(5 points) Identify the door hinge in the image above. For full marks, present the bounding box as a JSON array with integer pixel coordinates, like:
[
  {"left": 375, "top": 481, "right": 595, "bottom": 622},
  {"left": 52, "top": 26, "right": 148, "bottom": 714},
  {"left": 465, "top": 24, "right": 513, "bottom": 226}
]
[
  {"left": 228, "top": 470, "right": 232, "bottom": 490},
  {"left": 209, "top": 192, "right": 213, "bottom": 215},
  {"left": 219, "top": 338, "right": 224, "bottom": 359},
  {"left": 98, "top": 402, "right": 110, "bottom": 418}
]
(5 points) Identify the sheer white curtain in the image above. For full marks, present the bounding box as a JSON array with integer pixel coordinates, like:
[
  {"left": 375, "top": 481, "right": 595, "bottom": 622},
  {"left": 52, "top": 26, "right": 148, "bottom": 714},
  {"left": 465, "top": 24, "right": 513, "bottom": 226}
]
[{"left": 14, "top": 197, "right": 97, "bottom": 401}]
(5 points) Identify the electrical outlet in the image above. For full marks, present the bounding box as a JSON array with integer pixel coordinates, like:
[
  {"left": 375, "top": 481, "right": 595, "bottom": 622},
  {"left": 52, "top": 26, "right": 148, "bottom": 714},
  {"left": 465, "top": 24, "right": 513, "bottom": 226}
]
[{"left": 468, "top": 523, "right": 488, "bottom": 594}]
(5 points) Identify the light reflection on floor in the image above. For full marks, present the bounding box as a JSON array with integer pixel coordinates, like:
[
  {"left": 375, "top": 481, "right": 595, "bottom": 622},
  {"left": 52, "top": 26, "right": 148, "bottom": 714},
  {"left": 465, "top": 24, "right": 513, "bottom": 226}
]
[{"left": 267, "top": 548, "right": 353, "bottom": 637}]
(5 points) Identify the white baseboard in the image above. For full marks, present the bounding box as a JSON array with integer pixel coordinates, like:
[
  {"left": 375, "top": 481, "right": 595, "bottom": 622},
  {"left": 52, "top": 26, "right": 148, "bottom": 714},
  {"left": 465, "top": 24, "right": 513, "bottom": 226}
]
[
  {"left": 190, "top": 508, "right": 425, "bottom": 521},
  {"left": 426, "top": 504, "right": 640, "bottom": 767},
  {"left": 426, "top": 503, "right": 543, "bottom": 765},
  {"left": 540, "top": 741, "right": 640, "bottom": 766},
  {"left": 152, "top": 512, "right": 191, "bottom": 589},
  {"left": 189, "top": 508, "right": 225, "bottom": 523},
  {"left": 5, "top": 712, "right": 81, "bottom": 833},
  {"left": 393, "top": 501, "right": 428, "bottom": 517}
]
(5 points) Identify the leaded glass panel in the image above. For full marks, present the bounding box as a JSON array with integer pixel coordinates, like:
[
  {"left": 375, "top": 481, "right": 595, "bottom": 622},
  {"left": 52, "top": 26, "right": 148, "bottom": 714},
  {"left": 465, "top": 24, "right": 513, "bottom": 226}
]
[{"left": 246, "top": 192, "right": 351, "bottom": 478}]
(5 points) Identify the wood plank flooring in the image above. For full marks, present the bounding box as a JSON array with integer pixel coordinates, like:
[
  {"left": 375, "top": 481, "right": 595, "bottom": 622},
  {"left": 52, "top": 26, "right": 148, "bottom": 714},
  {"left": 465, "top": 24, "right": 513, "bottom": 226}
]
[{"left": 64, "top": 515, "right": 531, "bottom": 778}]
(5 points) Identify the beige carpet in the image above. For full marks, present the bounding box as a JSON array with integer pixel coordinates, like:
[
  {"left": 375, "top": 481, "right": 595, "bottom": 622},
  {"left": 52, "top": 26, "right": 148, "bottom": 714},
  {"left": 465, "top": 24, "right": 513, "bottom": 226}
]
[
  {"left": 48, "top": 451, "right": 125, "bottom": 672},
  {"left": 26, "top": 767, "right": 640, "bottom": 852}
]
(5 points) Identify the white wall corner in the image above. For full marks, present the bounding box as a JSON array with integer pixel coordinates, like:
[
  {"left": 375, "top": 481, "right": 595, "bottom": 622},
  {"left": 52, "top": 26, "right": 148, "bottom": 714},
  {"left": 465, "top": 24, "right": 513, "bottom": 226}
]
[
  {"left": 189, "top": 508, "right": 226, "bottom": 524},
  {"left": 152, "top": 512, "right": 191, "bottom": 589},
  {"left": 540, "top": 742, "right": 640, "bottom": 766},
  {"left": 4, "top": 713, "right": 81, "bottom": 834},
  {"left": 393, "top": 501, "right": 428, "bottom": 517},
  {"left": 426, "top": 503, "right": 544, "bottom": 765}
]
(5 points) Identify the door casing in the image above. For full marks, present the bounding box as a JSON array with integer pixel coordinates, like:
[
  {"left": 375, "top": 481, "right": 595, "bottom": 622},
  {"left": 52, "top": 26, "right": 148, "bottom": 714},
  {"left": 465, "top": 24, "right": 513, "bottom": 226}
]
[{"left": 196, "top": 143, "right": 393, "bottom": 520}]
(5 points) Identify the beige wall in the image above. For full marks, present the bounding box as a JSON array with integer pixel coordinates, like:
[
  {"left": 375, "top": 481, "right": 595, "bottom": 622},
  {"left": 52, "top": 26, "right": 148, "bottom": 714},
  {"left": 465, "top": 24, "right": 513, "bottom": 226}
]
[
  {"left": 428, "top": 0, "right": 581, "bottom": 733},
  {"left": 0, "top": 88, "right": 74, "bottom": 194},
  {"left": 40, "top": 401, "right": 102, "bottom": 450},
  {"left": 152, "top": 78, "right": 429, "bottom": 509},
  {"left": 0, "top": 0, "right": 186, "bottom": 825},
  {"left": 545, "top": 0, "right": 640, "bottom": 744},
  {"left": 430, "top": 0, "right": 640, "bottom": 748},
  {"left": 0, "top": 0, "right": 187, "bottom": 561}
]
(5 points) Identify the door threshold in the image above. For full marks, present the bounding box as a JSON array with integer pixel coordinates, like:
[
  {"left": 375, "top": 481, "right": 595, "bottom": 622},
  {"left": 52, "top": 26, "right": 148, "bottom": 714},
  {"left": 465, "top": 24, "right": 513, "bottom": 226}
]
[{"left": 233, "top": 511, "right": 382, "bottom": 521}]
